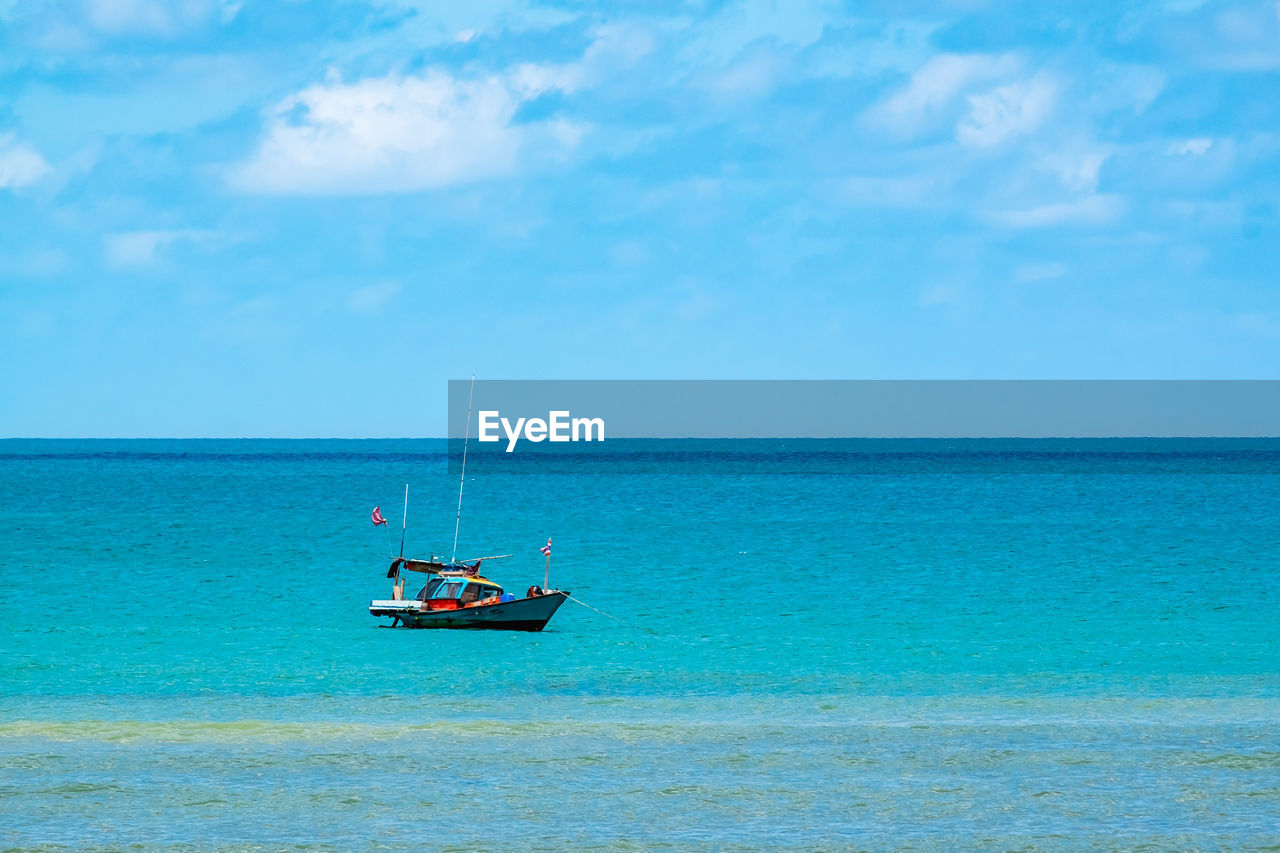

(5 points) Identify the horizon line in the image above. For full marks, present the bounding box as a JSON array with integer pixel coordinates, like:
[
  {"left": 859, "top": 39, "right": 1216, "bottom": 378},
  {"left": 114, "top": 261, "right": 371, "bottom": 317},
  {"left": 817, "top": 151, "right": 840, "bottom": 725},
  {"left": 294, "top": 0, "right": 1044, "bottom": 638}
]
[{"left": 4, "top": 436, "right": 1280, "bottom": 441}]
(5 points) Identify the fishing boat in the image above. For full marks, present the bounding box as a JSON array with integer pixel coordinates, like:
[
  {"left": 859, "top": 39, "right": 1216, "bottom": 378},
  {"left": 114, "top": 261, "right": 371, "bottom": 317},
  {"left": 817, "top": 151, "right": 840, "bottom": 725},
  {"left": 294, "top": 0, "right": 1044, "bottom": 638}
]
[
  {"left": 368, "top": 376, "right": 569, "bottom": 631},
  {"left": 369, "top": 556, "right": 567, "bottom": 631}
]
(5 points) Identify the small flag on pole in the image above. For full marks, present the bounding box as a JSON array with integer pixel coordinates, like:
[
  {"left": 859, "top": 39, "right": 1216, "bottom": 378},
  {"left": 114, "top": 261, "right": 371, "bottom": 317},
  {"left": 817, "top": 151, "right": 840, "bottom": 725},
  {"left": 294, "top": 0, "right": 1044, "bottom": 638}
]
[
  {"left": 372, "top": 506, "right": 387, "bottom": 526},
  {"left": 541, "top": 538, "right": 551, "bottom": 556}
]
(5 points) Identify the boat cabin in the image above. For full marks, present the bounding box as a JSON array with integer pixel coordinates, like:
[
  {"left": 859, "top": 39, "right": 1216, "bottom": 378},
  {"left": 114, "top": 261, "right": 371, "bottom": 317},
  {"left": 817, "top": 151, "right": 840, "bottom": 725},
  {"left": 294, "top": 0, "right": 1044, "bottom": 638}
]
[{"left": 415, "top": 573, "right": 513, "bottom": 610}]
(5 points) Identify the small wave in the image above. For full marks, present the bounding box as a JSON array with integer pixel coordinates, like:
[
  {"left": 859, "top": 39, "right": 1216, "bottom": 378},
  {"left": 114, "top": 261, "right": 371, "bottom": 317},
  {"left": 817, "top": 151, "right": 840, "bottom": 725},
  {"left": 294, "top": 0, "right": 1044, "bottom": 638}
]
[{"left": 0, "top": 718, "right": 712, "bottom": 745}]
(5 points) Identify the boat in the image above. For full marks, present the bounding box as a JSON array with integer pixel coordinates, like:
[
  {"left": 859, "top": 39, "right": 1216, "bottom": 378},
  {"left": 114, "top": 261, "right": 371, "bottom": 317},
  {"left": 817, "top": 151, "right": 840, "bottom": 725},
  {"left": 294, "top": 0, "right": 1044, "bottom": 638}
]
[
  {"left": 369, "top": 557, "right": 568, "bottom": 631},
  {"left": 368, "top": 376, "right": 569, "bottom": 631}
]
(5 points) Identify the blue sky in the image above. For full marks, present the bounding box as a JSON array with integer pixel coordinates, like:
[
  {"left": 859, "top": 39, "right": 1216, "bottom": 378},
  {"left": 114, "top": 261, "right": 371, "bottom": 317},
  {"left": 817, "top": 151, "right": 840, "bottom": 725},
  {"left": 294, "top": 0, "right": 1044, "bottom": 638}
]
[{"left": 1, "top": 0, "right": 1277, "bottom": 437}]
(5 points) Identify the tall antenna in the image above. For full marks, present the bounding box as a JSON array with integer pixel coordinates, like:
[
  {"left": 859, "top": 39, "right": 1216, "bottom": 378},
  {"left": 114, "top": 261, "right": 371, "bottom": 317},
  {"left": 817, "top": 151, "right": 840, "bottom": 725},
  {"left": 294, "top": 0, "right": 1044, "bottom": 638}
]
[
  {"left": 398, "top": 484, "right": 408, "bottom": 558},
  {"left": 450, "top": 375, "right": 475, "bottom": 565}
]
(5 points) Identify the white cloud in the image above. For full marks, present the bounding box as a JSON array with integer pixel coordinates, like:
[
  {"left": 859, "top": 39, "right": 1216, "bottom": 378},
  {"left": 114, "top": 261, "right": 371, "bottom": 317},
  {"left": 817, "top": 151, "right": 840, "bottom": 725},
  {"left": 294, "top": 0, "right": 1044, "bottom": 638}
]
[
  {"left": 1170, "top": 137, "right": 1213, "bottom": 156},
  {"left": 1081, "top": 63, "right": 1165, "bottom": 118},
  {"left": 703, "top": 46, "right": 786, "bottom": 100},
  {"left": 1014, "top": 261, "right": 1066, "bottom": 282},
  {"left": 84, "top": 0, "right": 238, "bottom": 36},
  {"left": 957, "top": 74, "right": 1056, "bottom": 148},
  {"left": 677, "top": 0, "right": 835, "bottom": 67},
  {"left": 989, "top": 194, "right": 1124, "bottom": 228},
  {"left": 104, "top": 228, "right": 219, "bottom": 268},
  {"left": 1042, "top": 145, "right": 1111, "bottom": 193},
  {"left": 1203, "top": 4, "right": 1280, "bottom": 69},
  {"left": 583, "top": 22, "right": 656, "bottom": 69},
  {"left": 232, "top": 65, "right": 584, "bottom": 195},
  {"left": 348, "top": 281, "right": 402, "bottom": 314},
  {"left": 0, "top": 134, "right": 51, "bottom": 189},
  {"left": 87, "top": 0, "right": 172, "bottom": 33},
  {"left": 867, "top": 53, "right": 1020, "bottom": 135},
  {"left": 368, "top": 0, "right": 578, "bottom": 44},
  {"left": 802, "top": 20, "right": 936, "bottom": 81}
]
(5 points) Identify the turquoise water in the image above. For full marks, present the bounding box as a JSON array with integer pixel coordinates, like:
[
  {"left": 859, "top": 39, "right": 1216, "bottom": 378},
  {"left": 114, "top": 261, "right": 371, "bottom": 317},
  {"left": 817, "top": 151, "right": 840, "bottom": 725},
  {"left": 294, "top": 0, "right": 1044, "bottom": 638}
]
[{"left": 2, "top": 439, "right": 1278, "bottom": 850}]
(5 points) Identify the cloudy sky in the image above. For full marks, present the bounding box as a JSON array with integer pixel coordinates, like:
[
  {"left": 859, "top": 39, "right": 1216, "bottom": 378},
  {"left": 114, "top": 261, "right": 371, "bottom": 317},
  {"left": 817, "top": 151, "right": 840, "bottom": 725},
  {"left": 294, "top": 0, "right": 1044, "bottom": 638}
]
[{"left": 1, "top": 0, "right": 1277, "bottom": 436}]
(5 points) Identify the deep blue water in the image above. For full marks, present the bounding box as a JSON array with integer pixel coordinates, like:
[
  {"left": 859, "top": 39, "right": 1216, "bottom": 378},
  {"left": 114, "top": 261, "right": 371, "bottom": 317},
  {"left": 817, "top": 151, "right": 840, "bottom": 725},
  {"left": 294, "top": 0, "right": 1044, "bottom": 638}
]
[{"left": 1, "top": 439, "right": 1278, "bottom": 850}]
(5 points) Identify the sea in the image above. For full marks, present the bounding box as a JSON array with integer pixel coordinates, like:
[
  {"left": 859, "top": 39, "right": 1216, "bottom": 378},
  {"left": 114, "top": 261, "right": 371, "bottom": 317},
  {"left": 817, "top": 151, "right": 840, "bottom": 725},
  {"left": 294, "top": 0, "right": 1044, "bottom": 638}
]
[{"left": 1, "top": 439, "right": 1277, "bottom": 851}]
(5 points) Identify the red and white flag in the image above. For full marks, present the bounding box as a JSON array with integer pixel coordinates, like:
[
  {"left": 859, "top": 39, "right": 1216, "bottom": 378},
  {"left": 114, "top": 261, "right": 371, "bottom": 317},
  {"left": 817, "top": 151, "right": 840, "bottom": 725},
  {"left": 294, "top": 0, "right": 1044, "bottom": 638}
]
[
  {"left": 541, "top": 538, "right": 551, "bottom": 556},
  {"left": 371, "top": 506, "right": 387, "bottom": 526}
]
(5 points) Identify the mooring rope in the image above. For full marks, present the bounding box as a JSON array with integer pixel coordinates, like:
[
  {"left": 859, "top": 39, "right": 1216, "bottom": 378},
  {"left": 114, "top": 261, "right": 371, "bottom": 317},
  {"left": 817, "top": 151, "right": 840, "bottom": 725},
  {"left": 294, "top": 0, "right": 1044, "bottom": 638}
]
[{"left": 562, "top": 593, "right": 657, "bottom": 634}]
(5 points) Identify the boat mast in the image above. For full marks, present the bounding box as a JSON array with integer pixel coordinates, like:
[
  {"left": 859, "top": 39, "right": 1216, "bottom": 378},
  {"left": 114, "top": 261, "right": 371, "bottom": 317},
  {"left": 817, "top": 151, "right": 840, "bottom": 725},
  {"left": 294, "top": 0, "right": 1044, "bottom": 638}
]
[
  {"left": 398, "top": 483, "right": 408, "bottom": 558},
  {"left": 450, "top": 375, "right": 475, "bottom": 565}
]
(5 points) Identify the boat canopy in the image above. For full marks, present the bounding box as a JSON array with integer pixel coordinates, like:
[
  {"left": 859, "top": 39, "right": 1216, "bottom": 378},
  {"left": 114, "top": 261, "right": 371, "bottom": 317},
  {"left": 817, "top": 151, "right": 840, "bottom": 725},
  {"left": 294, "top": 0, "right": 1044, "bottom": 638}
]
[
  {"left": 388, "top": 557, "right": 482, "bottom": 578},
  {"left": 416, "top": 575, "right": 504, "bottom": 603}
]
